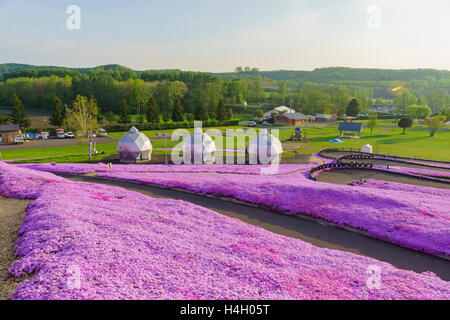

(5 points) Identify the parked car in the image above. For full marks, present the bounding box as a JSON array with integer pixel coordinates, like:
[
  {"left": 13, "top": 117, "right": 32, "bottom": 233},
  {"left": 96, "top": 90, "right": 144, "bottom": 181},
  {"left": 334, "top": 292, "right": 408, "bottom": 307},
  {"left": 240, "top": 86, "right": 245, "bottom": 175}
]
[
  {"left": 14, "top": 135, "right": 24, "bottom": 144},
  {"left": 247, "top": 121, "right": 257, "bottom": 127},
  {"left": 65, "top": 132, "right": 75, "bottom": 139},
  {"left": 56, "top": 129, "right": 65, "bottom": 139},
  {"left": 98, "top": 128, "right": 108, "bottom": 137}
]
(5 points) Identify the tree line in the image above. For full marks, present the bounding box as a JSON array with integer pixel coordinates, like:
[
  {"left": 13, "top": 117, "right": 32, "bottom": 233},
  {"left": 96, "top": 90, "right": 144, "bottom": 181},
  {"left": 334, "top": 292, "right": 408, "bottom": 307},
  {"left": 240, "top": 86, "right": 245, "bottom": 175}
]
[{"left": 0, "top": 67, "right": 449, "bottom": 125}]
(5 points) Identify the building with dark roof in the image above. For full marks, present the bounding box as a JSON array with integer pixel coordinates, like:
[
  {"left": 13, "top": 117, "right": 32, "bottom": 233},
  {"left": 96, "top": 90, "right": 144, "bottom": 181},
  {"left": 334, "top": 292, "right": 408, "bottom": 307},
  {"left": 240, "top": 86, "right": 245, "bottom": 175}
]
[
  {"left": 0, "top": 124, "right": 21, "bottom": 143},
  {"left": 338, "top": 122, "right": 363, "bottom": 138},
  {"left": 314, "top": 114, "right": 337, "bottom": 122},
  {"left": 275, "top": 113, "right": 308, "bottom": 126}
]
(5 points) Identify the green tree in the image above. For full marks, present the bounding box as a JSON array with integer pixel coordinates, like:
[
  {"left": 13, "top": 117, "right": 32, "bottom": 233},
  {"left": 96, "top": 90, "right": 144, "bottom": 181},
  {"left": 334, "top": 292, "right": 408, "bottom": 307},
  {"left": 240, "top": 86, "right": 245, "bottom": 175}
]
[
  {"left": 162, "top": 111, "right": 170, "bottom": 123},
  {"left": 226, "top": 108, "right": 233, "bottom": 120},
  {"left": 49, "top": 96, "right": 65, "bottom": 127},
  {"left": 66, "top": 95, "right": 99, "bottom": 160},
  {"left": 394, "top": 89, "right": 417, "bottom": 114},
  {"left": 0, "top": 115, "right": 9, "bottom": 124},
  {"left": 216, "top": 99, "right": 226, "bottom": 121},
  {"left": 105, "top": 111, "right": 116, "bottom": 126},
  {"left": 194, "top": 103, "right": 208, "bottom": 121},
  {"left": 146, "top": 94, "right": 159, "bottom": 125},
  {"left": 185, "top": 113, "right": 195, "bottom": 123},
  {"left": 171, "top": 98, "right": 184, "bottom": 124},
  {"left": 9, "top": 94, "right": 31, "bottom": 130},
  {"left": 253, "top": 109, "right": 264, "bottom": 119},
  {"left": 367, "top": 114, "right": 378, "bottom": 134},
  {"left": 346, "top": 98, "right": 360, "bottom": 117},
  {"left": 136, "top": 114, "right": 146, "bottom": 126},
  {"left": 119, "top": 99, "right": 131, "bottom": 125},
  {"left": 278, "top": 81, "right": 288, "bottom": 102},
  {"left": 398, "top": 117, "right": 413, "bottom": 135},
  {"left": 209, "top": 112, "right": 217, "bottom": 120},
  {"left": 425, "top": 115, "right": 446, "bottom": 137},
  {"left": 406, "top": 104, "right": 431, "bottom": 119}
]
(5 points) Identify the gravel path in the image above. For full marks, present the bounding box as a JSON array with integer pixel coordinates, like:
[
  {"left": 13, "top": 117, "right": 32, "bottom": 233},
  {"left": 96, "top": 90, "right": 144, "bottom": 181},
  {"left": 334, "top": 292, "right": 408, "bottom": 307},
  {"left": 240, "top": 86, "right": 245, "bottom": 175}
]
[{"left": 0, "top": 197, "right": 29, "bottom": 300}]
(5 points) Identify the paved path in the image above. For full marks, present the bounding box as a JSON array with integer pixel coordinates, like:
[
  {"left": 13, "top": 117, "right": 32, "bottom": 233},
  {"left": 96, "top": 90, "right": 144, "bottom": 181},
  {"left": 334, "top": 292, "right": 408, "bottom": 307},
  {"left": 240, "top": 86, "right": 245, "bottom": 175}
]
[
  {"left": 61, "top": 174, "right": 450, "bottom": 280},
  {"left": 0, "top": 137, "right": 116, "bottom": 151},
  {"left": 376, "top": 125, "right": 392, "bottom": 134}
]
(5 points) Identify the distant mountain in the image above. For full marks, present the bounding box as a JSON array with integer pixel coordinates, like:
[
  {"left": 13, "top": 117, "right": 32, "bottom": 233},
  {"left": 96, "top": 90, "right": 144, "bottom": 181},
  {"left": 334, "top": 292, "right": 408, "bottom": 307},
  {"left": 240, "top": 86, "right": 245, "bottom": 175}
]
[
  {"left": 1, "top": 63, "right": 450, "bottom": 84},
  {"left": 0, "top": 63, "right": 134, "bottom": 75}
]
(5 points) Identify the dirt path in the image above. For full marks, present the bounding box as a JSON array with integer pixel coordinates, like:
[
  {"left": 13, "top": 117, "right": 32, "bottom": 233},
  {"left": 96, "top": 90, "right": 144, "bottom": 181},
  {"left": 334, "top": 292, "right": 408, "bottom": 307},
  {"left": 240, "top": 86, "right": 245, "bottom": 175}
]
[
  {"left": 0, "top": 197, "right": 29, "bottom": 300},
  {"left": 61, "top": 174, "right": 450, "bottom": 281},
  {"left": 376, "top": 126, "right": 392, "bottom": 134}
]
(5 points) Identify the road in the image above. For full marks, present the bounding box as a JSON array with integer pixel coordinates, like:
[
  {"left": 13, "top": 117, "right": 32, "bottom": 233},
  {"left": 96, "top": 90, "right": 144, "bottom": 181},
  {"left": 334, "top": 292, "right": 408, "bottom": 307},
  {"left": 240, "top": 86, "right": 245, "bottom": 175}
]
[
  {"left": 0, "top": 137, "right": 117, "bottom": 151},
  {"left": 61, "top": 174, "right": 450, "bottom": 280}
]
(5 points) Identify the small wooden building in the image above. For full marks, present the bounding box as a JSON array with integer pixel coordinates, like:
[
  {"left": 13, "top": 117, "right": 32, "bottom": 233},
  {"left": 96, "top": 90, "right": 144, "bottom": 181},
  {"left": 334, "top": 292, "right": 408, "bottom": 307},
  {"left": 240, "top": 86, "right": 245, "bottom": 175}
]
[
  {"left": 0, "top": 124, "right": 21, "bottom": 143},
  {"left": 275, "top": 113, "right": 308, "bottom": 126}
]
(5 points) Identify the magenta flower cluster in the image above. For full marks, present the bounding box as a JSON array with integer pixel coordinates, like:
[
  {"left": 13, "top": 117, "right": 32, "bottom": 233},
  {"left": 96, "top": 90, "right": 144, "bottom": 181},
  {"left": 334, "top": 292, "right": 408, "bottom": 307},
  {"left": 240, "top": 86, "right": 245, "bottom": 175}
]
[{"left": 0, "top": 162, "right": 449, "bottom": 300}]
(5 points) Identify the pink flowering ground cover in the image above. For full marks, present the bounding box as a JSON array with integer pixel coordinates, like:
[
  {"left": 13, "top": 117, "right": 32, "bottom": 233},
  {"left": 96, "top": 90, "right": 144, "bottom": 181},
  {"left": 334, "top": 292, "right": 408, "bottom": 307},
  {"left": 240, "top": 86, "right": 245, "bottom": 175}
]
[
  {"left": 0, "top": 162, "right": 449, "bottom": 299},
  {"left": 17, "top": 162, "right": 316, "bottom": 175},
  {"left": 352, "top": 179, "right": 450, "bottom": 197},
  {"left": 86, "top": 168, "right": 450, "bottom": 256}
]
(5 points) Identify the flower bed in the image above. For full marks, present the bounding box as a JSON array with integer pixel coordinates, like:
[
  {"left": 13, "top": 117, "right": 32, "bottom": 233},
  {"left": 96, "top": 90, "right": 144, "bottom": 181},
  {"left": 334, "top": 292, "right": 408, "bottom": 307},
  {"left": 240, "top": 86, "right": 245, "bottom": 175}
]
[
  {"left": 0, "top": 162, "right": 449, "bottom": 299},
  {"left": 13, "top": 162, "right": 450, "bottom": 256},
  {"left": 352, "top": 179, "right": 450, "bottom": 197},
  {"left": 17, "top": 162, "right": 316, "bottom": 175}
]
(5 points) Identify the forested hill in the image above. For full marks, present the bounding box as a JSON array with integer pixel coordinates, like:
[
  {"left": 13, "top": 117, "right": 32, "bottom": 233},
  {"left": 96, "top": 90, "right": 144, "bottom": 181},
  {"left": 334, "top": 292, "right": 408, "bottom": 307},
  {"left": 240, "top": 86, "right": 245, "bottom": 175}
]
[
  {"left": 1, "top": 63, "right": 450, "bottom": 83},
  {"left": 1, "top": 63, "right": 449, "bottom": 117},
  {"left": 235, "top": 67, "right": 450, "bottom": 82}
]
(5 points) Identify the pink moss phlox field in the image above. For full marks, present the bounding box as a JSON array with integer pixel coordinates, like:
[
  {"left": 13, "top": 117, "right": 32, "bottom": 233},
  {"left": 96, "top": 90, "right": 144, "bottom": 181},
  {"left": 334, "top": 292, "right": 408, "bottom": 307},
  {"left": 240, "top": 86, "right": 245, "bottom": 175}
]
[
  {"left": 89, "top": 168, "right": 450, "bottom": 256},
  {"left": 372, "top": 157, "right": 450, "bottom": 170},
  {"left": 16, "top": 162, "right": 316, "bottom": 175},
  {"left": 378, "top": 165, "right": 450, "bottom": 179},
  {"left": 1, "top": 163, "right": 449, "bottom": 299},
  {"left": 352, "top": 179, "right": 450, "bottom": 197}
]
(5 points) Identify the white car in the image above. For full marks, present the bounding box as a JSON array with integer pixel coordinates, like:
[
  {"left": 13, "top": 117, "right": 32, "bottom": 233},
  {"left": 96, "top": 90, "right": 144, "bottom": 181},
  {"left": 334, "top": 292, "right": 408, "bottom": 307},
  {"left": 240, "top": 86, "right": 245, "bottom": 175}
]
[
  {"left": 65, "top": 132, "right": 75, "bottom": 139},
  {"left": 247, "top": 121, "right": 257, "bottom": 127},
  {"left": 14, "top": 135, "right": 24, "bottom": 144},
  {"left": 98, "top": 128, "right": 107, "bottom": 137},
  {"left": 56, "top": 131, "right": 65, "bottom": 139}
]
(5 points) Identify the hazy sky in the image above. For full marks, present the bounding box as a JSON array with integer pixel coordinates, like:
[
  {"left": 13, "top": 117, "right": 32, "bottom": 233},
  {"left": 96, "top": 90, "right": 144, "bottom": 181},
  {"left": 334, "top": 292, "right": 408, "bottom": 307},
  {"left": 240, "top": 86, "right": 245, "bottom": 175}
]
[{"left": 1, "top": 0, "right": 449, "bottom": 72}]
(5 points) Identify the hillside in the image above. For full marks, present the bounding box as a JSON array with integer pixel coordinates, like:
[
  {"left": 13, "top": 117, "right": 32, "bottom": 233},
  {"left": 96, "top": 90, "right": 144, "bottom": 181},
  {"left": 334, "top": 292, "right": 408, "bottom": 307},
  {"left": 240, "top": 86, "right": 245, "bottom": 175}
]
[{"left": 2, "top": 63, "right": 450, "bottom": 83}]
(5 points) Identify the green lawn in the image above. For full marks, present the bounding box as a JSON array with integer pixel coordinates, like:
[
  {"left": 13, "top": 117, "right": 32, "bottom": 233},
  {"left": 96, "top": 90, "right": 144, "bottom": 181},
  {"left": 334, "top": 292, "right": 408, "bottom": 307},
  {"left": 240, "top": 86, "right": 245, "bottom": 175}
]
[
  {"left": 280, "top": 125, "right": 450, "bottom": 161},
  {"left": 4, "top": 124, "right": 450, "bottom": 163}
]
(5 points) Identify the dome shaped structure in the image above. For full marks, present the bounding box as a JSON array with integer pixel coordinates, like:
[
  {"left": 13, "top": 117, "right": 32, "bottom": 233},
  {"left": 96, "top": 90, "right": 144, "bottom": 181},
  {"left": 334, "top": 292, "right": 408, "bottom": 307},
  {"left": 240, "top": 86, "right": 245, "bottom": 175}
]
[
  {"left": 117, "top": 126, "right": 152, "bottom": 163},
  {"left": 182, "top": 128, "right": 216, "bottom": 164},
  {"left": 247, "top": 129, "right": 283, "bottom": 164}
]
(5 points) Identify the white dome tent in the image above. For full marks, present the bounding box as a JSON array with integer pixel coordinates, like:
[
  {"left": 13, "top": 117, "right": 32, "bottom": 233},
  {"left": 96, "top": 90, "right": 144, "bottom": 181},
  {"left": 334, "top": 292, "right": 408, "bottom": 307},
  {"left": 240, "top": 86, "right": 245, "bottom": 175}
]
[
  {"left": 117, "top": 126, "right": 153, "bottom": 163},
  {"left": 247, "top": 129, "right": 283, "bottom": 164},
  {"left": 182, "top": 127, "right": 216, "bottom": 164}
]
